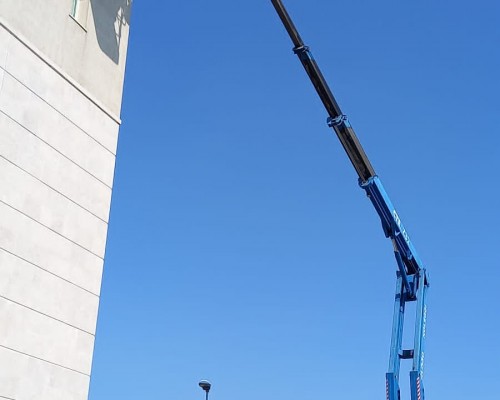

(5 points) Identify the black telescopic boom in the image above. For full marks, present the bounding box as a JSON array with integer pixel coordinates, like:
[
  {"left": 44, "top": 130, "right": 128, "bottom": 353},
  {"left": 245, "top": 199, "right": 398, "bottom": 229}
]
[{"left": 270, "top": 0, "right": 376, "bottom": 182}]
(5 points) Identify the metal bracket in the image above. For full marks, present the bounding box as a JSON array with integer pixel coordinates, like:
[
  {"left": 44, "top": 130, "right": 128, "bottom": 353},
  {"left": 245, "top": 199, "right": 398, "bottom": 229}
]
[
  {"left": 327, "top": 114, "right": 348, "bottom": 128},
  {"left": 400, "top": 349, "right": 415, "bottom": 359},
  {"left": 292, "top": 44, "right": 308, "bottom": 54},
  {"left": 292, "top": 45, "right": 313, "bottom": 62}
]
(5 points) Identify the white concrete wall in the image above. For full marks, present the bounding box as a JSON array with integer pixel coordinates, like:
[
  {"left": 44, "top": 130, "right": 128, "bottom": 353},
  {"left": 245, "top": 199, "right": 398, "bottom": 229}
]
[
  {"left": 0, "top": 0, "right": 132, "bottom": 117},
  {"left": 0, "top": 1, "right": 131, "bottom": 398}
]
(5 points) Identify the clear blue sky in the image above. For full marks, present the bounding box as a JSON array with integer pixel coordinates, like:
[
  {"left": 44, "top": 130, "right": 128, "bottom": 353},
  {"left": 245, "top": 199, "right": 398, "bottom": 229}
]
[{"left": 89, "top": 1, "right": 500, "bottom": 399}]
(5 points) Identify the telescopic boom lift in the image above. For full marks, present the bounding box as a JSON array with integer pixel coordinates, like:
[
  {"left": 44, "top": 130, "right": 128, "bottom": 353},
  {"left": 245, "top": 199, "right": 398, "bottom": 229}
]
[{"left": 270, "top": 1, "right": 430, "bottom": 399}]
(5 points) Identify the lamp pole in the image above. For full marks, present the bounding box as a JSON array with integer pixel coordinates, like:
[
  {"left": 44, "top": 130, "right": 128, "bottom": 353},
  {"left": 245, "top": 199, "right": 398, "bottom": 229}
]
[{"left": 198, "top": 380, "right": 211, "bottom": 400}]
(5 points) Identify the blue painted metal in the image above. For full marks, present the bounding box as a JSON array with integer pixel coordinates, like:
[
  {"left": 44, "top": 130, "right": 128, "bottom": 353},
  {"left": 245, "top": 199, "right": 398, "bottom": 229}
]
[
  {"left": 327, "top": 114, "right": 349, "bottom": 128},
  {"left": 385, "top": 267, "right": 429, "bottom": 400},
  {"left": 357, "top": 175, "right": 430, "bottom": 400},
  {"left": 386, "top": 274, "right": 405, "bottom": 400},
  {"left": 410, "top": 269, "right": 428, "bottom": 400},
  {"left": 270, "top": 1, "right": 431, "bottom": 398},
  {"left": 393, "top": 243, "right": 413, "bottom": 298},
  {"left": 410, "top": 371, "right": 424, "bottom": 400},
  {"left": 293, "top": 45, "right": 313, "bottom": 61},
  {"left": 359, "top": 176, "right": 425, "bottom": 277},
  {"left": 351, "top": 138, "right": 430, "bottom": 400}
]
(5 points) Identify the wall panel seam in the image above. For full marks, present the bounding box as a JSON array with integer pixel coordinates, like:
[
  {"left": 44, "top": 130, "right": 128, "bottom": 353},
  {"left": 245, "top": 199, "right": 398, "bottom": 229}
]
[
  {"left": 0, "top": 248, "right": 100, "bottom": 298},
  {"left": 0, "top": 109, "right": 113, "bottom": 189},
  {"left": 0, "top": 19, "right": 122, "bottom": 125},
  {"left": 0, "top": 200, "right": 105, "bottom": 260},
  {"left": 0, "top": 155, "right": 108, "bottom": 225},
  {"left": 0, "top": 65, "right": 5, "bottom": 94},
  {"left": 0, "top": 106, "right": 113, "bottom": 189},
  {"left": 1, "top": 69, "right": 116, "bottom": 158},
  {"left": 0, "top": 344, "right": 90, "bottom": 377},
  {"left": 0, "top": 295, "right": 95, "bottom": 336}
]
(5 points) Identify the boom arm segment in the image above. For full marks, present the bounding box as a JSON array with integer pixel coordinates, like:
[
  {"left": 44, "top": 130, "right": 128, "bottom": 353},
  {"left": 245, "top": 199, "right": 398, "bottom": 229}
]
[
  {"left": 270, "top": 0, "right": 375, "bottom": 182},
  {"left": 270, "top": 1, "right": 430, "bottom": 399}
]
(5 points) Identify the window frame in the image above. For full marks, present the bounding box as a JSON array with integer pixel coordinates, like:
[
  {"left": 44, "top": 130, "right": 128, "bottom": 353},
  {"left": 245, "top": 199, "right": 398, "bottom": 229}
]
[
  {"left": 70, "top": 0, "right": 78, "bottom": 18},
  {"left": 69, "top": 0, "right": 89, "bottom": 30}
]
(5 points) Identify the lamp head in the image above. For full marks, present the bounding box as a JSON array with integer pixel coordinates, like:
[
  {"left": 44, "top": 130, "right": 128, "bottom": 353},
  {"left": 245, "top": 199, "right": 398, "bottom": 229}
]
[{"left": 199, "top": 380, "right": 211, "bottom": 393}]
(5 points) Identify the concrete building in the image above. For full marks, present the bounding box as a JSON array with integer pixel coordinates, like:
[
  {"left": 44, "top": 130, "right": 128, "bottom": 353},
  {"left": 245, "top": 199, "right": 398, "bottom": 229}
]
[{"left": 0, "top": 1, "right": 132, "bottom": 398}]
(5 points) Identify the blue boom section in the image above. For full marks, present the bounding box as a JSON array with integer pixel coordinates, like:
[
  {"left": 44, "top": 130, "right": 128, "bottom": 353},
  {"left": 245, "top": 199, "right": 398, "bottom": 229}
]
[
  {"left": 269, "top": 1, "right": 430, "bottom": 399},
  {"left": 361, "top": 174, "right": 429, "bottom": 400},
  {"left": 360, "top": 176, "right": 426, "bottom": 283}
]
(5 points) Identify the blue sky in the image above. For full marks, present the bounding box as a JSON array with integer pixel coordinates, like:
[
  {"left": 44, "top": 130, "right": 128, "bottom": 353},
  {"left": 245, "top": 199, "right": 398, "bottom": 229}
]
[{"left": 89, "top": 1, "right": 500, "bottom": 399}]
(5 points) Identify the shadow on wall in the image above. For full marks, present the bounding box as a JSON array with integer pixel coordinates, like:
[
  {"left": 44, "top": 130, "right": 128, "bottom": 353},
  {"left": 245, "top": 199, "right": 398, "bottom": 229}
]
[{"left": 90, "top": 0, "right": 132, "bottom": 64}]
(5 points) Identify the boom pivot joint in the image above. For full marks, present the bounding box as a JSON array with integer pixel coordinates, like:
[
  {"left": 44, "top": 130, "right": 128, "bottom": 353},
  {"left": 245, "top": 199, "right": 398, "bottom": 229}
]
[
  {"left": 270, "top": 1, "right": 430, "bottom": 399},
  {"left": 327, "top": 114, "right": 349, "bottom": 128}
]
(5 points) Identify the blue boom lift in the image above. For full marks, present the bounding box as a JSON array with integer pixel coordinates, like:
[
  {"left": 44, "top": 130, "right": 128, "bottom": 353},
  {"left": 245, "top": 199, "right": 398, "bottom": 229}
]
[{"left": 270, "top": 1, "right": 430, "bottom": 399}]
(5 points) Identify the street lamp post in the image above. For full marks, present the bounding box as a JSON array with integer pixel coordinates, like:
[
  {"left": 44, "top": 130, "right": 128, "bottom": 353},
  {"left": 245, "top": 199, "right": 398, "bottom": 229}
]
[{"left": 198, "top": 380, "right": 211, "bottom": 400}]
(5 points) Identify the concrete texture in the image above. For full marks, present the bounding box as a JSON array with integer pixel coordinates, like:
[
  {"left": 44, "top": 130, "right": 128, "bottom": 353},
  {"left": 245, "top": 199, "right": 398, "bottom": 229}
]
[
  {"left": 0, "top": 111, "right": 113, "bottom": 222},
  {"left": 0, "top": 0, "right": 132, "bottom": 116},
  {"left": 0, "top": 1, "right": 131, "bottom": 398},
  {"left": 0, "top": 156, "right": 109, "bottom": 256},
  {"left": 0, "top": 297, "right": 95, "bottom": 374},
  {"left": 0, "top": 249, "right": 100, "bottom": 334},
  {"left": 0, "top": 201, "right": 104, "bottom": 295},
  {"left": 0, "top": 73, "right": 116, "bottom": 186},
  {"left": 0, "top": 346, "right": 91, "bottom": 400}
]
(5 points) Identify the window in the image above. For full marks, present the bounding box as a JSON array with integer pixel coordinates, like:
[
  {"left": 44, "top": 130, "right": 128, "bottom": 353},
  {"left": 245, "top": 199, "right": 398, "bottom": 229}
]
[
  {"left": 70, "top": 0, "right": 89, "bottom": 29},
  {"left": 70, "top": 0, "right": 78, "bottom": 17}
]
